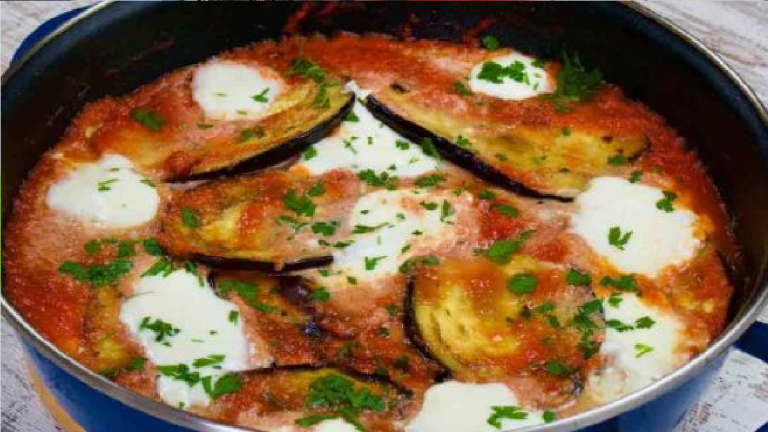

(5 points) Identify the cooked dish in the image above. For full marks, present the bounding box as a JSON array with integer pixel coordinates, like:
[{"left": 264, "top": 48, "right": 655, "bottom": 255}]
[{"left": 2, "top": 32, "right": 738, "bottom": 432}]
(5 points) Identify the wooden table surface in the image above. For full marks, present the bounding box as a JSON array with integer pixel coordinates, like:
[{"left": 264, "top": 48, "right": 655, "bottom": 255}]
[{"left": 2, "top": 2, "right": 767, "bottom": 432}]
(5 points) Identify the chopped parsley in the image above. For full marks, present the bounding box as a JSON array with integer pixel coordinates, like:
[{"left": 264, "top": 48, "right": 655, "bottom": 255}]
[
  {"left": 566, "top": 268, "right": 592, "bottom": 286},
  {"left": 548, "top": 51, "right": 603, "bottom": 113},
  {"left": 287, "top": 58, "right": 325, "bottom": 83},
  {"left": 126, "top": 357, "right": 147, "bottom": 372},
  {"left": 600, "top": 274, "right": 639, "bottom": 293},
  {"left": 295, "top": 374, "right": 385, "bottom": 431},
  {"left": 571, "top": 299, "right": 604, "bottom": 359},
  {"left": 312, "top": 221, "right": 338, "bottom": 237},
  {"left": 252, "top": 87, "right": 270, "bottom": 103},
  {"left": 492, "top": 203, "right": 518, "bottom": 218},
  {"left": 283, "top": 189, "right": 316, "bottom": 217},
  {"left": 202, "top": 374, "right": 242, "bottom": 399},
  {"left": 358, "top": 169, "right": 398, "bottom": 189},
  {"left": 352, "top": 223, "right": 389, "bottom": 234},
  {"left": 237, "top": 127, "right": 263, "bottom": 143},
  {"left": 309, "top": 287, "right": 331, "bottom": 302},
  {"left": 414, "top": 174, "right": 445, "bottom": 188},
  {"left": 606, "top": 319, "right": 634, "bottom": 332},
  {"left": 487, "top": 406, "right": 528, "bottom": 429},
  {"left": 478, "top": 60, "right": 529, "bottom": 85},
  {"left": 456, "top": 135, "right": 471, "bottom": 148},
  {"left": 385, "top": 304, "right": 400, "bottom": 316},
  {"left": 543, "top": 410, "right": 556, "bottom": 423},
  {"left": 479, "top": 230, "right": 534, "bottom": 264},
  {"left": 303, "top": 146, "right": 318, "bottom": 160},
  {"left": 139, "top": 317, "right": 180, "bottom": 343},
  {"left": 543, "top": 360, "right": 575, "bottom": 376},
  {"left": 218, "top": 279, "right": 275, "bottom": 313},
  {"left": 395, "top": 139, "right": 410, "bottom": 150},
  {"left": 634, "top": 343, "right": 654, "bottom": 358},
  {"left": 58, "top": 259, "right": 133, "bottom": 287},
  {"left": 481, "top": 35, "right": 501, "bottom": 51},
  {"left": 608, "top": 226, "right": 632, "bottom": 250},
  {"left": 453, "top": 81, "right": 473, "bottom": 96},
  {"left": 629, "top": 170, "right": 643, "bottom": 183},
  {"left": 608, "top": 292, "right": 623, "bottom": 308},
  {"left": 399, "top": 255, "right": 440, "bottom": 274},
  {"left": 507, "top": 273, "right": 537, "bottom": 295},
  {"left": 635, "top": 316, "right": 656, "bottom": 329},
  {"left": 192, "top": 354, "right": 226, "bottom": 368},
  {"left": 308, "top": 181, "right": 326, "bottom": 197},
  {"left": 607, "top": 154, "right": 628, "bottom": 166},
  {"left": 156, "top": 364, "right": 201, "bottom": 386},
  {"left": 420, "top": 201, "right": 438, "bottom": 211},
  {"left": 228, "top": 310, "right": 239, "bottom": 324},
  {"left": 364, "top": 256, "right": 387, "bottom": 270},
  {"left": 181, "top": 207, "right": 202, "bottom": 228},
  {"left": 344, "top": 110, "right": 360, "bottom": 122},
  {"left": 656, "top": 190, "right": 678, "bottom": 213},
  {"left": 562, "top": 126, "right": 572, "bottom": 136},
  {"left": 419, "top": 137, "right": 441, "bottom": 160},
  {"left": 130, "top": 108, "right": 166, "bottom": 132},
  {"left": 439, "top": 200, "right": 454, "bottom": 222},
  {"left": 97, "top": 178, "right": 118, "bottom": 192}
]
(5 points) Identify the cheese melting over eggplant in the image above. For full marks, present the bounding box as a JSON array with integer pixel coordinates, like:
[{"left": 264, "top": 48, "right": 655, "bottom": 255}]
[
  {"left": 192, "top": 60, "right": 282, "bottom": 121},
  {"left": 46, "top": 154, "right": 159, "bottom": 229},
  {"left": 296, "top": 82, "right": 439, "bottom": 177},
  {"left": 406, "top": 381, "right": 546, "bottom": 432},
  {"left": 469, "top": 52, "right": 554, "bottom": 101},
  {"left": 119, "top": 269, "right": 257, "bottom": 408},
  {"left": 570, "top": 177, "right": 703, "bottom": 277},
  {"left": 314, "top": 188, "right": 478, "bottom": 288},
  {"left": 586, "top": 293, "right": 688, "bottom": 402}
]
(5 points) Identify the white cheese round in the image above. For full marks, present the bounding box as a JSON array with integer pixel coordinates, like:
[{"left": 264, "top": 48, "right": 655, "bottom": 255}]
[
  {"left": 320, "top": 189, "right": 476, "bottom": 287},
  {"left": 45, "top": 154, "right": 159, "bottom": 229},
  {"left": 587, "top": 293, "right": 686, "bottom": 402},
  {"left": 192, "top": 60, "right": 282, "bottom": 121},
  {"left": 406, "top": 381, "right": 546, "bottom": 432},
  {"left": 119, "top": 268, "right": 252, "bottom": 408},
  {"left": 570, "top": 177, "right": 702, "bottom": 277},
  {"left": 469, "top": 52, "right": 553, "bottom": 100},
  {"left": 296, "top": 82, "right": 438, "bottom": 178}
]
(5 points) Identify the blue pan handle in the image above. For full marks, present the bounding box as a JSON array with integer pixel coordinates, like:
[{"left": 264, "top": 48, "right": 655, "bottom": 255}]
[{"left": 9, "top": 7, "right": 768, "bottom": 432}]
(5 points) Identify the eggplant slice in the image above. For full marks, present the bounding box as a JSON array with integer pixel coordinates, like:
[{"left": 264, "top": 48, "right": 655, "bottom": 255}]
[
  {"left": 212, "top": 271, "right": 322, "bottom": 367},
  {"left": 183, "top": 92, "right": 354, "bottom": 181},
  {"left": 408, "top": 255, "right": 602, "bottom": 383},
  {"left": 220, "top": 367, "right": 409, "bottom": 429},
  {"left": 366, "top": 89, "right": 647, "bottom": 199},
  {"left": 160, "top": 170, "right": 360, "bottom": 272}
]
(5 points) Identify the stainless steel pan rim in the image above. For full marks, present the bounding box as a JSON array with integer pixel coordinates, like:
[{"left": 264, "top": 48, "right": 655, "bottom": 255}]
[{"left": 2, "top": 2, "right": 767, "bottom": 432}]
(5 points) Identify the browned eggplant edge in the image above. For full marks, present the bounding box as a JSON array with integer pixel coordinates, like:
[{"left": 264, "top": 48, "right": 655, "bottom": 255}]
[
  {"left": 175, "top": 95, "right": 355, "bottom": 182},
  {"left": 403, "top": 275, "right": 450, "bottom": 377},
  {"left": 194, "top": 254, "right": 333, "bottom": 273},
  {"left": 365, "top": 96, "right": 570, "bottom": 203}
]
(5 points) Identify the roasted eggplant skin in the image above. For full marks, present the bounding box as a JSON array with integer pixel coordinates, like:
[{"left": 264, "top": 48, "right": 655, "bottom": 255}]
[
  {"left": 181, "top": 95, "right": 354, "bottom": 181},
  {"left": 406, "top": 256, "right": 600, "bottom": 383},
  {"left": 159, "top": 170, "right": 360, "bottom": 270},
  {"left": 366, "top": 96, "right": 566, "bottom": 202},
  {"left": 195, "top": 254, "right": 333, "bottom": 273},
  {"left": 366, "top": 93, "right": 647, "bottom": 200}
]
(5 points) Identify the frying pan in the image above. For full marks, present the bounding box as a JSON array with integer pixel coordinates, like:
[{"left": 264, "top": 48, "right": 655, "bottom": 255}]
[{"left": 3, "top": 2, "right": 768, "bottom": 432}]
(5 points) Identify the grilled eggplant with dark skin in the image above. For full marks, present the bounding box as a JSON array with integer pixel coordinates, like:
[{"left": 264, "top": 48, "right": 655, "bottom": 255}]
[
  {"left": 407, "top": 255, "right": 603, "bottom": 400},
  {"left": 212, "top": 367, "right": 409, "bottom": 432},
  {"left": 159, "top": 170, "right": 361, "bottom": 272},
  {"left": 87, "top": 58, "right": 353, "bottom": 181},
  {"left": 366, "top": 87, "right": 647, "bottom": 199}
]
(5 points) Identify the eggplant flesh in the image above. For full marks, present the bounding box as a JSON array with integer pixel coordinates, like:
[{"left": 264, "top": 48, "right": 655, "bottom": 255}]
[
  {"left": 366, "top": 92, "right": 647, "bottom": 199},
  {"left": 159, "top": 170, "right": 355, "bottom": 271},
  {"left": 182, "top": 94, "right": 354, "bottom": 181},
  {"left": 407, "top": 256, "right": 600, "bottom": 383}
]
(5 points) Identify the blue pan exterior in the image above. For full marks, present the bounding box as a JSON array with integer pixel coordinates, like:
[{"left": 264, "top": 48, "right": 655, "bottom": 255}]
[{"left": 5, "top": 3, "right": 768, "bottom": 432}]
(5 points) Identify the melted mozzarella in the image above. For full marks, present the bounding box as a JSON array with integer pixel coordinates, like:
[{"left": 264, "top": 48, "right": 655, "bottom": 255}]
[
  {"left": 314, "top": 419, "right": 359, "bottom": 432},
  {"left": 469, "top": 52, "right": 553, "bottom": 100},
  {"left": 193, "top": 60, "right": 282, "bottom": 121},
  {"left": 296, "top": 82, "right": 438, "bottom": 178},
  {"left": 587, "top": 293, "right": 687, "bottom": 402},
  {"left": 46, "top": 154, "right": 159, "bottom": 229},
  {"left": 570, "top": 177, "right": 702, "bottom": 277},
  {"left": 119, "top": 269, "right": 253, "bottom": 408},
  {"left": 406, "top": 381, "right": 546, "bottom": 432},
  {"left": 317, "top": 189, "right": 476, "bottom": 288}
]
